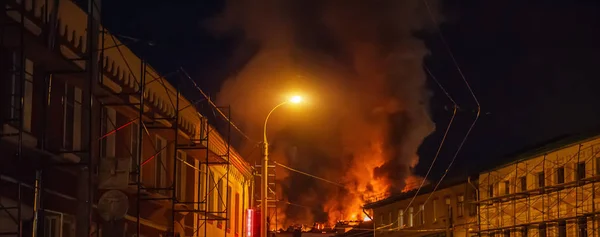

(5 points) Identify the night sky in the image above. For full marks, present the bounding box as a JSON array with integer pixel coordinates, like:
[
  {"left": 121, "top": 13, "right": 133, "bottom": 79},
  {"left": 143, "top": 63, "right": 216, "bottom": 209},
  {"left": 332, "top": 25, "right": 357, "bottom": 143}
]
[{"left": 100, "top": 0, "right": 600, "bottom": 189}]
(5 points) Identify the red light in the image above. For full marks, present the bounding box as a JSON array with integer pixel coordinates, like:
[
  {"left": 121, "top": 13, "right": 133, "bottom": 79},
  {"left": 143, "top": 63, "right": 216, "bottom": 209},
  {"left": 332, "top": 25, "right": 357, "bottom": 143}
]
[
  {"left": 247, "top": 209, "right": 253, "bottom": 237},
  {"left": 246, "top": 209, "right": 261, "bottom": 237}
]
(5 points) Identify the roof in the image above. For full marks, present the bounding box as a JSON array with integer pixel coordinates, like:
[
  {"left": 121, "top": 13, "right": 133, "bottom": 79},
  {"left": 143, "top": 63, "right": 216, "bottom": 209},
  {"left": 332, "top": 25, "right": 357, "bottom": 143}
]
[
  {"left": 480, "top": 130, "right": 600, "bottom": 174},
  {"left": 363, "top": 174, "right": 476, "bottom": 209}
]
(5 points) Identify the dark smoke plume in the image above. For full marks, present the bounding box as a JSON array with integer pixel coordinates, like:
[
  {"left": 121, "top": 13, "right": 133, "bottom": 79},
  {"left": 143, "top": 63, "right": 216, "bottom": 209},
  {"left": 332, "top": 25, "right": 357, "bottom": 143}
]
[{"left": 209, "top": 0, "right": 437, "bottom": 226}]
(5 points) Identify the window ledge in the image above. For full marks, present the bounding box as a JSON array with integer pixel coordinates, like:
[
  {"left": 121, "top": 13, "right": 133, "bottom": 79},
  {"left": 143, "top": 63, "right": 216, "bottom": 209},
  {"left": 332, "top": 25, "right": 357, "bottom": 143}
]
[
  {"left": 60, "top": 152, "right": 81, "bottom": 163},
  {"left": 1, "top": 124, "right": 37, "bottom": 148}
]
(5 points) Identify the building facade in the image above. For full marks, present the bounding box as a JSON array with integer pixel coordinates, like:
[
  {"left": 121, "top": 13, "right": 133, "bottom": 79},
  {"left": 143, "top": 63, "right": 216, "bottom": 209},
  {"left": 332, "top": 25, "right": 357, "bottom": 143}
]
[
  {"left": 0, "top": 0, "right": 253, "bottom": 237},
  {"left": 365, "top": 179, "right": 478, "bottom": 237},
  {"left": 478, "top": 134, "right": 600, "bottom": 237}
]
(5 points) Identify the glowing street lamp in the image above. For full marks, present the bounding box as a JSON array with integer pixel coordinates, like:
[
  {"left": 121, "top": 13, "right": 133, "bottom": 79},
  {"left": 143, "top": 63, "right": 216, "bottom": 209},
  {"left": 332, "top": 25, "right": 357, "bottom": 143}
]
[{"left": 261, "top": 95, "right": 303, "bottom": 237}]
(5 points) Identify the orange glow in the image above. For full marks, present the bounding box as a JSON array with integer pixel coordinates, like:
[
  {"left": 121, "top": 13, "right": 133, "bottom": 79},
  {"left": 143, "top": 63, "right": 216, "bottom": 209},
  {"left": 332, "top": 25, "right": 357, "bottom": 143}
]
[
  {"left": 323, "top": 131, "right": 425, "bottom": 224},
  {"left": 289, "top": 95, "right": 303, "bottom": 104}
]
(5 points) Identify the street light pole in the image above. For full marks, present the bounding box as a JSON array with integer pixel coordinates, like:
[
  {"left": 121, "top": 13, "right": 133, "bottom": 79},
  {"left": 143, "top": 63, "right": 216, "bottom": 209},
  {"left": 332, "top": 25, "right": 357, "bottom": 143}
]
[
  {"left": 261, "top": 96, "right": 302, "bottom": 237},
  {"left": 262, "top": 101, "right": 287, "bottom": 237}
]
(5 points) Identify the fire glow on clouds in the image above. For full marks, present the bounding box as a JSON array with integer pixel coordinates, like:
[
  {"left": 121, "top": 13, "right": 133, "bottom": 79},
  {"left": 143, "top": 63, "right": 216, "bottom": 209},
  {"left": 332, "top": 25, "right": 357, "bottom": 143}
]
[{"left": 210, "top": 0, "right": 438, "bottom": 226}]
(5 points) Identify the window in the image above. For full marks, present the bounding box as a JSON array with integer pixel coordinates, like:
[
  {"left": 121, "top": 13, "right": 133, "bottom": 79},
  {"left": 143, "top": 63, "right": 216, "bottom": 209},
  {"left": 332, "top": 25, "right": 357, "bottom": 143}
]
[
  {"left": 99, "top": 107, "right": 116, "bottom": 158},
  {"left": 176, "top": 151, "right": 187, "bottom": 201},
  {"left": 577, "top": 162, "right": 586, "bottom": 180},
  {"left": 503, "top": 229, "right": 510, "bottom": 237},
  {"left": 558, "top": 221, "right": 566, "bottom": 237},
  {"left": 521, "top": 227, "right": 528, "bottom": 237},
  {"left": 398, "top": 209, "right": 404, "bottom": 228},
  {"left": 44, "top": 210, "right": 75, "bottom": 237},
  {"left": 537, "top": 172, "right": 545, "bottom": 188},
  {"left": 63, "top": 83, "right": 82, "bottom": 151},
  {"left": 419, "top": 204, "right": 425, "bottom": 225},
  {"left": 208, "top": 171, "right": 215, "bottom": 211},
  {"left": 578, "top": 217, "right": 588, "bottom": 237},
  {"left": 218, "top": 178, "right": 224, "bottom": 227},
  {"left": 129, "top": 123, "right": 140, "bottom": 183},
  {"left": 154, "top": 135, "right": 167, "bottom": 193},
  {"left": 408, "top": 207, "right": 413, "bottom": 227},
  {"left": 519, "top": 176, "right": 527, "bottom": 192},
  {"left": 488, "top": 184, "right": 494, "bottom": 197},
  {"left": 226, "top": 186, "right": 232, "bottom": 230},
  {"left": 388, "top": 212, "right": 392, "bottom": 225},
  {"left": 235, "top": 193, "right": 240, "bottom": 234},
  {"left": 457, "top": 195, "right": 464, "bottom": 217},
  {"left": 44, "top": 214, "right": 61, "bottom": 237},
  {"left": 538, "top": 224, "right": 547, "bottom": 237},
  {"left": 504, "top": 180, "right": 510, "bottom": 195},
  {"left": 9, "top": 53, "right": 33, "bottom": 133},
  {"left": 445, "top": 197, "right": 452, "bottom": 219},
  {"left": 199, "top": 165, "right": 207, "bottom": 210},
  {"left": 557, "top": 166, "right": 565, "bottom": 184},
  {"left": 469, "top": 192, "right": 477, "bottom": 216},
  {"left": 432, "top": 199, "right": 438, "bottom": 222},
  {"left": 596, "top": 157, "right": 600, "bottom": 175}
]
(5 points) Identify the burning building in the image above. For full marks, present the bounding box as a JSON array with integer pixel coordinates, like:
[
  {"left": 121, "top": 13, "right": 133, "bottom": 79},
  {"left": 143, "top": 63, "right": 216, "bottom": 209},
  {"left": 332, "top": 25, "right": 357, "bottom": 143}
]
[{"left": 210, "top": 0, "right": 438, "bottom": 226}]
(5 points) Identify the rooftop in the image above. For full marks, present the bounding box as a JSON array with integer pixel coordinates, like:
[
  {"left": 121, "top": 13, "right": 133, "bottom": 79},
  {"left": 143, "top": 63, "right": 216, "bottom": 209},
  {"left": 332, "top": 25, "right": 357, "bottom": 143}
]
[{"left": 363, "top": 174, "right": 476, "bottom": 209}]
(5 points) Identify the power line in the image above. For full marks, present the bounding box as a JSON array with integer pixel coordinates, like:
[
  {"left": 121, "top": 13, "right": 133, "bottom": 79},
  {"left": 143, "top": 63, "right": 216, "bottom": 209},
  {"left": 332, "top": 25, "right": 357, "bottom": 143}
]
[
  {"left": 419, "top": 0, "right": 481, "bottom": 203},
  {"left": 274, "top": 161, "right": 345, "bottom": 188},
  {"left": 386, "top": 0, "right": 482, "bottom": 223},
  {"left": 179, "top": 68, "right": 257, "bottom": 144},
  {"left": 400, "top": 66, "right": 458, "bottom": 216}
]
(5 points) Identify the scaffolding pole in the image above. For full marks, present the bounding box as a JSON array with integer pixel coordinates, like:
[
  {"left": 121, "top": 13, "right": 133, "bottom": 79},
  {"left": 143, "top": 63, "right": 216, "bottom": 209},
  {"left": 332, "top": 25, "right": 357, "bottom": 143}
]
[{"left": 477, "top": 141, "right": 600, "bottom": 236}]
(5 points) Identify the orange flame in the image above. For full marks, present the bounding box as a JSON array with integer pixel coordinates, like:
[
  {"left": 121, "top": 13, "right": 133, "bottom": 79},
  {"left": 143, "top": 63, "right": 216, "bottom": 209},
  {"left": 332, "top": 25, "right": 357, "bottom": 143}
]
[{"left": 323, "top": 134, "right": 425, "bottom": 224}]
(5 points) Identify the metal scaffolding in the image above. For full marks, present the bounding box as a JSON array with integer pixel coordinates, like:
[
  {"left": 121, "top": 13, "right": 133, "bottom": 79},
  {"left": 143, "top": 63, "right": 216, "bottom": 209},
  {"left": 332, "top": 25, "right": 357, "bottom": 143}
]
[
  {"left": 96, "top": 22, "right": 234, "bottom": 237},
  {"left": 0, "top": 0, "right": 237, "bottom": 236},
  {"left": 1, "top": 0, "right": 97, "bottom": 236},
  {"left": 477, "top": 138, "right": 600, "bottom": 237}
]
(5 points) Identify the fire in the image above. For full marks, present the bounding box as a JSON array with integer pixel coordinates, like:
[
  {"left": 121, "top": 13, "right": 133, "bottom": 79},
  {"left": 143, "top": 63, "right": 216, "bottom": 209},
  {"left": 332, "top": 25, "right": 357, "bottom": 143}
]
[
  {"left": 323, "top": 132, "right": 424, "bottom": 224},
  {"left": 363, "top": 216, "right": 372, "bottom": 222}
]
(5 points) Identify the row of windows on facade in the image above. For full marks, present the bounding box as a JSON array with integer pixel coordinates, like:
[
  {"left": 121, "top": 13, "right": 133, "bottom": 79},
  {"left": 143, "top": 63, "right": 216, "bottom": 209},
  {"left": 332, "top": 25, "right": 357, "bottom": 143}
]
[
  {"left": 379, "top": 195, "right": 477, "bottom": 229},
  {"left": 6, "top": 55, "right": 244, "bottom": 234},
  {"left": 487, "top": 161, "right": 597, "bottom": 198},
  {"left": 42, "top": 208, "right": 254, "bottom": 237},
  {"left": 489, "top": 219, "right": 591, "bottom": 237}
]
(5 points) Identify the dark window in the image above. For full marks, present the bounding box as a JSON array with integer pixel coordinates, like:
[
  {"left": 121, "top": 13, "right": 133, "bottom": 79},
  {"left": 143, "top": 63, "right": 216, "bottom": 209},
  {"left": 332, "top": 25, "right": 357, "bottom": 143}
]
[
  {"left": 596, "top": 157, "right": 600, "bottom": 175},
  {"left": 538, "top": 172, "right": 545, "bottom": 188},
  {"left": 129, "top": 123, "right": 140, "bottom": 182},
  {"left": 468, "top": 192, "right": 477, "bottom": 216},
  {"left": 503, "top": 230, "right": 510, "bottom": 237},
  {"left": 579, "top": 217, "right": 588, "bottom": 237},
  {"left": 521, "top": 227, "right": 528, "bottom": 237},
  {"left": 577, "top": 162, "right": 586, "bottom": 180},
  {"left": 63, "top": 84, "right": 75, "bottom": 149},
  {"left": 504, "top": 180, "right": 510, "bottom": 195},
  {"left": 457, "top": 196, "right": 464, "bottom": 217},
  {"left": 520, "top": 176, "right": 527, "bottom": 192},
  {"left": 208, "top": 171, "right": 215, "bottom": 211},
  {"left": 558, "top": 221, "right": 566, "bottom": 237},
  {"left": 100, "top": 107, "right": 108, "bottom": 158},
  {"left": 557, "top": 166, "right": 565, "bottom": 184},
  {"left": 226, "top": 186, "right": 232, "bottom": 229},
  {"left": 488, "top": 184, "right": 494, "bottom": 197},
  {"left": 539, "top": 224, "right": 547, "bottom": 237},
  {"left": 235, "top": 193, "right": 240, "bottom": 234}
]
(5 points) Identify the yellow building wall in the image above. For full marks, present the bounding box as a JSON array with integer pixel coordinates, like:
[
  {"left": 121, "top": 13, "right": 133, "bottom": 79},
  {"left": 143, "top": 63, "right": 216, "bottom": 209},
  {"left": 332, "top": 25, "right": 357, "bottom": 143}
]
[
  {"left": 371, "top": 182, "right": 477, "bottom": 237},
  {"left": 479, "top": 135, "right": 600, "bottom": 237}
]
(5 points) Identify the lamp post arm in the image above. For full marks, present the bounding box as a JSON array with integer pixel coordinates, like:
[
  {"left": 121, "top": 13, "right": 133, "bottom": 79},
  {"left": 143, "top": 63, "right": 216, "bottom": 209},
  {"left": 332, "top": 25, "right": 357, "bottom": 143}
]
[{"left": 263, "top": 101, "right": 288, "bottom": 144}]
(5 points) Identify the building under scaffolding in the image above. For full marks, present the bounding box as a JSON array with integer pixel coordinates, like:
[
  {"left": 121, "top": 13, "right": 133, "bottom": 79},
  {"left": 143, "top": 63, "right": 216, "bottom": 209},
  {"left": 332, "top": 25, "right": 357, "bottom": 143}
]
[
  {"left": 478, "top": 133, "right": 600, "bottom": 237},
  {"left": 0, "top": 0, "right": 254, "bottom": 236}
]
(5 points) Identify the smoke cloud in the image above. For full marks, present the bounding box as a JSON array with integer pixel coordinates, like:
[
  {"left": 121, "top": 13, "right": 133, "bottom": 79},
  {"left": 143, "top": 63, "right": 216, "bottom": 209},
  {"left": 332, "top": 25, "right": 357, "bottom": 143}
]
[{"left": 209, "top": 0, "right": 437, "bottom": 227}]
